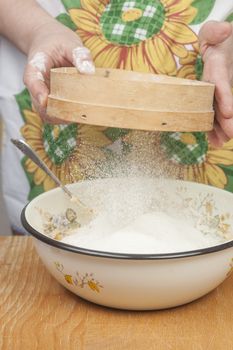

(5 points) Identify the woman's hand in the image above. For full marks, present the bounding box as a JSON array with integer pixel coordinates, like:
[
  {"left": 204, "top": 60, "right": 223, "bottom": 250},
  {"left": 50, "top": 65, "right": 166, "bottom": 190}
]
[
  {"left": 24, "top": 20, "right": 95, "bottom": 122},
  {"left": 199, "top": 21, "right": 233, "bottom": 146},
  {"left": 0, "top": 0, "right": 95, "bottom": 122}
]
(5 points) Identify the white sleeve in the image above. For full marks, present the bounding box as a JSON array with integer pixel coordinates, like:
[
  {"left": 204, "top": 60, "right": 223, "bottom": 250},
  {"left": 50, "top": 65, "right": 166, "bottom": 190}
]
[{"left": 36, "top": 0, "right": 66, "bottom": 16}]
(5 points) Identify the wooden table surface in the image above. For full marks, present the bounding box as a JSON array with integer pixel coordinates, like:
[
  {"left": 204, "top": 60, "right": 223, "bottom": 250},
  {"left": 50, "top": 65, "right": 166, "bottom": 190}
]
[{"left": 0, "top": 237, "right": 233, "bottom": 350}]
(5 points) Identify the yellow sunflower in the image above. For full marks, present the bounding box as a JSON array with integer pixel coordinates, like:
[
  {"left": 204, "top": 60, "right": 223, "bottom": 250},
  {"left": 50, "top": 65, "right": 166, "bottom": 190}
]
[
  {"left": 176, "top": 52, "right": 233, "bottom": 189},
  {"left": 177, "top": 48, "right": 199, "bottom": 79},
  {"left": 123, "top": 131, "right": 233, "bottom": 190},
  {"left": 20, "top": 110, "right": 111, "bottom": 191},
  {"left": 183, "top": 140, "right": 233, "bottom": 189},
  {"left": 69, "top": 0, "right": 198, "bottom": 75}
]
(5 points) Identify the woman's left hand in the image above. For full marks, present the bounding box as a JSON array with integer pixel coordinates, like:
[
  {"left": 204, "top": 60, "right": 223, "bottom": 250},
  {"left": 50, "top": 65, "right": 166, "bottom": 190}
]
[{"left": 199, "top": 21, "right": 233, "bottom": 146}]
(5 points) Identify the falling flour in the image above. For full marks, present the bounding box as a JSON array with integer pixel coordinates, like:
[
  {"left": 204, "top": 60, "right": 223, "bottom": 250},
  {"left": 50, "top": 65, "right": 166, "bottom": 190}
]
[
  {"left": 61, "top": 132, "right": 226, "bottom": 254},
  {"left": 62, "top": 211, "right": 223, "bottom": 254}
]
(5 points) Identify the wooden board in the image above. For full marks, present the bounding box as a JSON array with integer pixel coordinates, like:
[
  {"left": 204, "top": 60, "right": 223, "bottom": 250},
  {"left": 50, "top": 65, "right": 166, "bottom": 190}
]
[
  {"left": 47, "top": 68, "right": 215, "bottom": 132},
  {"left": 0, "top": 236, "right": 233, "bottom": 350}
]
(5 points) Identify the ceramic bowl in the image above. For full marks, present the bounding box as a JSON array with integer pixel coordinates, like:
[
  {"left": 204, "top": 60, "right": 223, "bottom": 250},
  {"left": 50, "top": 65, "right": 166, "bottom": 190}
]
[{"left": 21, "top": 178, "right": 233, "bottom": 310}]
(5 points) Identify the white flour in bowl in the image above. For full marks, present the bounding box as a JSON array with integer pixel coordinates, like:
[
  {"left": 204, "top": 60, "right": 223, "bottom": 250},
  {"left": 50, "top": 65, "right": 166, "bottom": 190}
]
[
  {"left": 58, "top": 130, "right": 231, "bottom": 254},
  {"left": 62, "top": 210, "right": 223, "bottom": 254}
]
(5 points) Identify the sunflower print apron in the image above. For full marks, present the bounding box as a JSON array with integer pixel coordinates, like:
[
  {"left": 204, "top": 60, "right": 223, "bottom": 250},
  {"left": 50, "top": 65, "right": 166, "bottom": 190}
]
[{"left": 15, "top": 0, "right": 233, "bottom": 204}]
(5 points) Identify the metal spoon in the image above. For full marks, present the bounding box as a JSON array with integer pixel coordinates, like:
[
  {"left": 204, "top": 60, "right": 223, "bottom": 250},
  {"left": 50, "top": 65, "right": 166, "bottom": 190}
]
[{"left": 11, "top": 139, "right": 93, "bottom": 223}]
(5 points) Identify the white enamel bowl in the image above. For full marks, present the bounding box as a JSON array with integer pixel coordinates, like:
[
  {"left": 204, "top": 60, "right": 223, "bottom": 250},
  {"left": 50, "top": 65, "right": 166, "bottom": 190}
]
[{"left": 21, "top": 178, "right": 233, "bottom": 310}]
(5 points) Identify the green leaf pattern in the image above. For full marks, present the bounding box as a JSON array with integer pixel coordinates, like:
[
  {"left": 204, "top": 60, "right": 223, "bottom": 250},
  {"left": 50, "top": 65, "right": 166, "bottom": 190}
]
[
  {"left": 191, "top": 0, "right": 216, "bottom": 25},
  {"left": 56, "top": 13, "right": 77, "bottom": 30},
  {"left": 61, "top": 0, "right": 81, "bottom": 11}
]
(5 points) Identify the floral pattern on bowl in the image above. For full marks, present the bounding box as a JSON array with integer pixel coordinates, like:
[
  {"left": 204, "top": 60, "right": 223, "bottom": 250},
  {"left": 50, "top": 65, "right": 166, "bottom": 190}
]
[
  {"left": 172, "top": 187, "right": 233, "bottom": 240},
  {"left": 54, "top": 262, "right": 103, "bottom": 293},
  {"left": 227, "top": 258, "right": 233, "bottom": 277},
  {"left": 37, "top": 207, "right": 81, "bottom": 240},
  {"left": 37, "top": 182, "right": 233, "bottom": 244}
]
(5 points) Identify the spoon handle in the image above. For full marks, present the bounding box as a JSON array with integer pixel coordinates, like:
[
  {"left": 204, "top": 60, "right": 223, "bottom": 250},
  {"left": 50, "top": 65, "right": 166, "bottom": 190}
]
[{"left": 11, "top": 139, "right": 73, "bottom": 199}]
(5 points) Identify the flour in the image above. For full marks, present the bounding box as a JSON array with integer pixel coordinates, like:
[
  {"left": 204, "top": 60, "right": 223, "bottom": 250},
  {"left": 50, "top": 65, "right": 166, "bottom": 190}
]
[
  {"left": 61, "top": 131, "right": 225, "bottom": 254},
  {"left": 62, "top": 211, "right": 223, "bottom": 254},
  {"left": 29, "top": 52, "right": 47, "bottom": 72},
  {"left": 72, "top": 47, "right": 95, "bottom": 74}
]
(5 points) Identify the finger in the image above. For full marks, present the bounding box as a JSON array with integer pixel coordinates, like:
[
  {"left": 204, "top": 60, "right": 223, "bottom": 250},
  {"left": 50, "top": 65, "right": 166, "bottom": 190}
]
[
  {"left": 215, "top": 103, "right": 233, "bottom": 139},
  {"left": 208, "top": 103, "right": 231, "bottom": 147},
  {"left": 42, "top": 115, "right": 70, "bottom": 124},
  {"left": 199, "top": 21, "right": 232, "bottom": 53},
  {"left": 208, "top": 122, "right": 229, "bottom": 147},
  {"left": 207, "top": 65, "right": 233, "bottom": 119},
  {"left": 215, "top": 82, "right": 233, "bottom": 119},
  {"left": 24, "top": 52, "right": 50, "bottom": 108},
  {"left": 72, "top": 47, "right": 95, "bottom": 74},
  {"left": 202, "top": 54, "right": 233, "bottom": 119},
  {"left": 214, "top": 120, "right": 229, "bottom": 144},
  {"left": 30, "top": 95, "right": 68, "bottom": 124},
  {"left": 208, "top": 129, "right": 221, "bottom": 147}
]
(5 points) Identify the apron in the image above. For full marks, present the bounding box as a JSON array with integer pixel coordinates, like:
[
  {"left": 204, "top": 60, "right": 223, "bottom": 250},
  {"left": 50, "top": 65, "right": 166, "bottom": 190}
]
[{"left": 1, "top": 0, "right": 233, "bottom": 232}]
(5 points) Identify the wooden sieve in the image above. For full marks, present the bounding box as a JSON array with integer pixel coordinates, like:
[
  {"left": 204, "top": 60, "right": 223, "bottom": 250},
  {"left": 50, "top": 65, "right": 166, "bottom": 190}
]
[{"left": 47, "top": 67, "right": 215, "bottom": 132}]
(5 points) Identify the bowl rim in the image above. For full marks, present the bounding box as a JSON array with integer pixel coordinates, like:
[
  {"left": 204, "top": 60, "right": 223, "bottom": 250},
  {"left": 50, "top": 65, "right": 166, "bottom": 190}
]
[{"left": 21, "top": 206, "right": 233, "bottom": 260}]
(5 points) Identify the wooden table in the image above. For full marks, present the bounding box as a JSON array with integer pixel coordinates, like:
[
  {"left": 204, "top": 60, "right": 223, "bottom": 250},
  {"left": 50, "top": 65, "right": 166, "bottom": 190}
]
[{"left": 0, "top": 237, "right": 233, "bottom": 350}]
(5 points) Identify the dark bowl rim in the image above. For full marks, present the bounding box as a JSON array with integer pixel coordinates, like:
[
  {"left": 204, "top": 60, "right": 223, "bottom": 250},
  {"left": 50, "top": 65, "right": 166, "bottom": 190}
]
[{"left": 21, "top": 205, "right": 233, "bottom": 260}]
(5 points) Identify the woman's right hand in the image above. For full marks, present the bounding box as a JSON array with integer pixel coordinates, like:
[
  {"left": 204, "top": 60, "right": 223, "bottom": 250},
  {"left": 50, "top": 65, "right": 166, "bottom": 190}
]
[{"left": 23, "top": 20, "right": 95, "bottom": 122}]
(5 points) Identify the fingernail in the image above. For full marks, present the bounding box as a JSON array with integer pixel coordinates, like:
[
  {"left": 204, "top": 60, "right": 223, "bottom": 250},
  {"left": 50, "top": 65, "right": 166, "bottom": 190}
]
[
  {"left": 72, "top": 47, "right": 95, "bottom": 74},
  {"left": 78, "top": 60, "right": 95, "bottom": 74}
]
